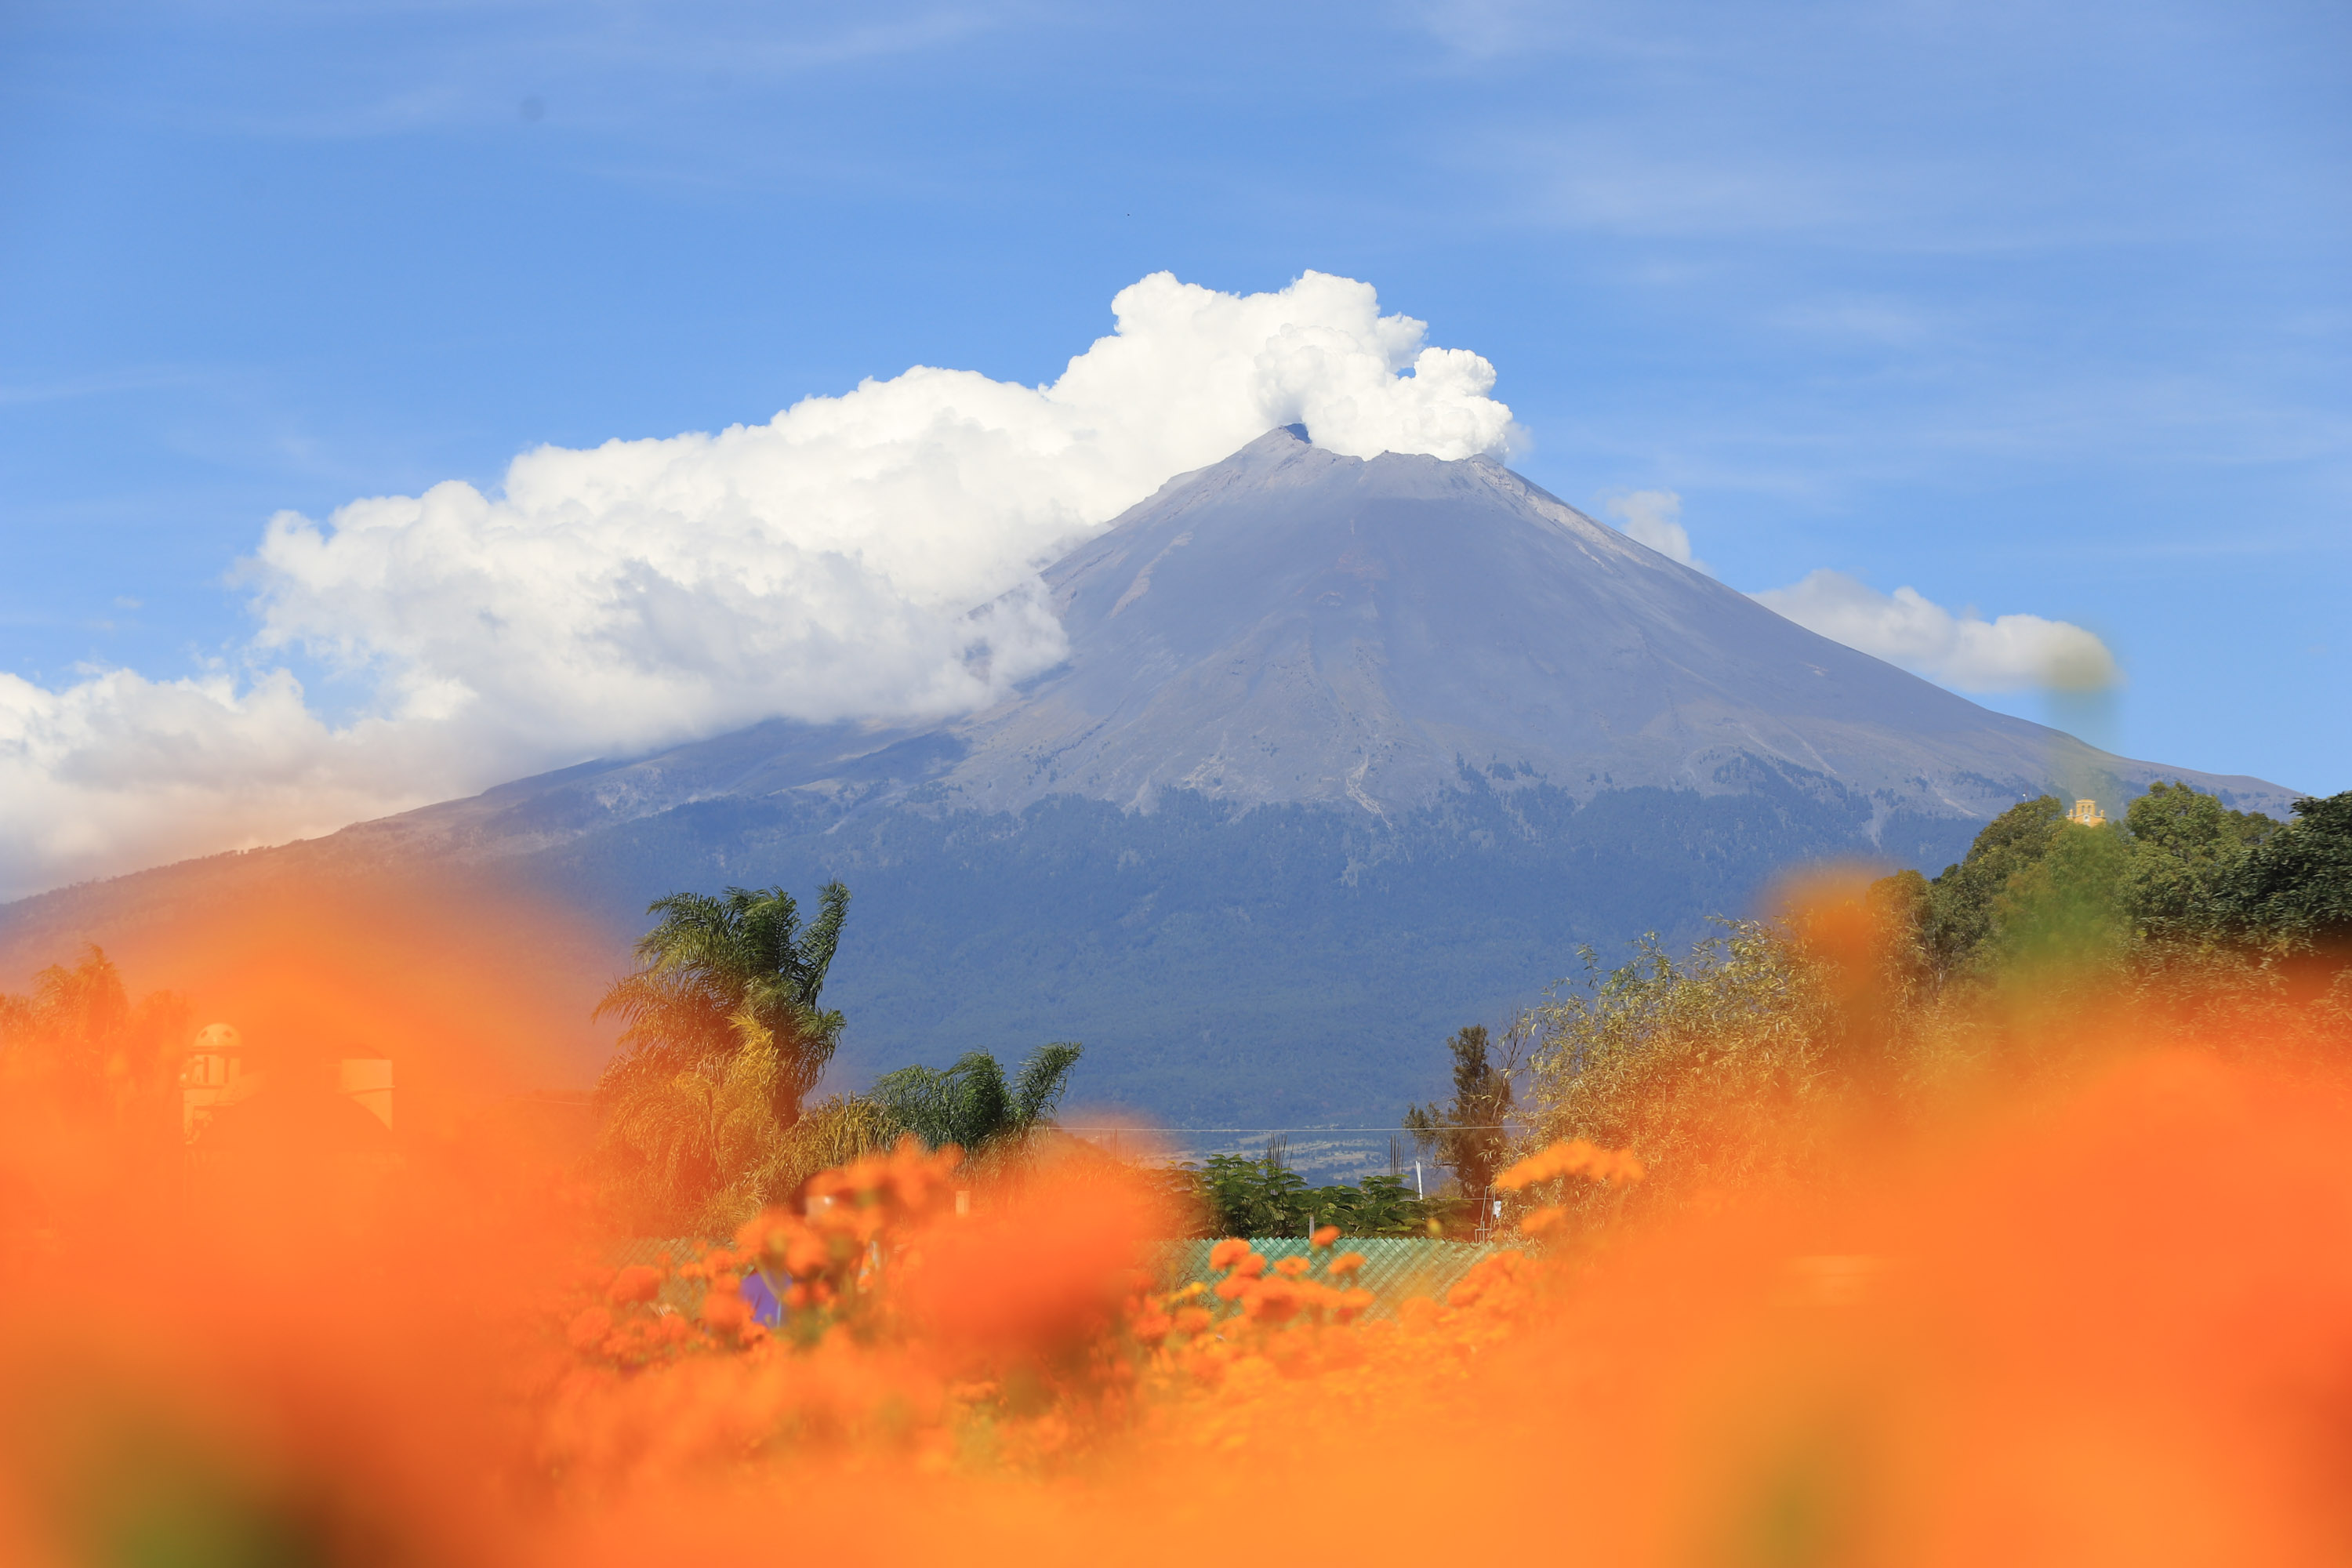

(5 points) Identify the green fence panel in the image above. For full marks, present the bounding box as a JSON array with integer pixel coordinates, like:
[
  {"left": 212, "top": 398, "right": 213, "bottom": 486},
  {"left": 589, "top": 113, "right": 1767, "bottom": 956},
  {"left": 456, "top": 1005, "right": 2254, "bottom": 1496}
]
[
  {"left": 600, "top": 1235, "right": 1500, "bottom": 1324},
  {"left": 1153, "top": 1236, "right": 1497, "bottom": 1320}
]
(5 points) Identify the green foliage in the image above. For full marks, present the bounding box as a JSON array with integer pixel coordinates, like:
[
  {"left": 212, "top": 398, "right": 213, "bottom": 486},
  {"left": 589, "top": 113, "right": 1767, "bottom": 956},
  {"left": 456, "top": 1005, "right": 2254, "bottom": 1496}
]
[
  {"left": 2227, "top": 793, "right": 2352, "bottom": 950},
  {"left": 1188, "top": 1144, "right": 1434, "bottom": 1239},
  {"left": 2124, "top": 782, "right": 2280, "bottom": 942},
  {"left": 0, "top": 946, "right": 188, "bottom": 1131},
  {"left": 1318, "top": 1172, "right": 1430, "bottom": 1236},
  {"left": 1198, "top": 1149, "right": 1310, "bottom": 1237},
  {"left": 539, "top": 771, "right": 1982, "bottom": 1130},
  {"left": 1986, "top": 816, "right": 2135, "bottom": 988},
  {"left": 1520, "top": 925, "right": 1842, "bottom": 1219},
  {"left": 1512, "top": 782, "right": 2350, "bottom": 1227},
  {"left": 1918, "top": 797, "right": 2067, "bottom": 978},
  {"left": 1888, "top": 784, "right": 2350, "bottom": 984},
  {"left": 1403, "top": 1023, "right": 1517, "bottom": 1205},
  {"left": 595, "top": 882, "right": 851, "bottom": 1117},
  {"left": 870, "top": 1042, "right": 1083, "bottom": 1163},
  {"left": 592, "top": 882, "right": 853, "bottom": 1233}
]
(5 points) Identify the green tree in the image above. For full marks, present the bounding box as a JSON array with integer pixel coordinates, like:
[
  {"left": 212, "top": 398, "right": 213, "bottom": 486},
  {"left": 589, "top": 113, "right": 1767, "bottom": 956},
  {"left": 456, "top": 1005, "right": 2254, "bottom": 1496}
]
[
  {"left": 871, "top": 1042, "right": 1083, "bottom": 1163},
  {"left": 1197, "top": 1144, "right": 1313, "bottom": 1237},
  {"left": 1521, "top": 925, "right": 1839, "bottom": 1218},
  {"left": 0, "top": 946, "right": 187, "bottom": 1129},
  {"left": 1918, "top": 797, "right": 2067, "bottom": 978},
  {"left": 1314, "top": 1172, "right": 1428, "bottom": 1237},
  {"left": 1986, "top": 815, "right": 2136, "bottom": 984},
  {"left": 1186, "top": 1143, "right": 1429, "bottom": 1240},
  {"left": 2122, "top": 782, "right": 2279, "bottom": 942},
  {"left": 592, "top": 883, "right": 851, "bottom": 1232},
  {"left": 2226, "top": 791, "right": 2352, "bottom": 952},
  {"left": 1404, "top": 1024, "right": 1518, "bottom": 1214}
]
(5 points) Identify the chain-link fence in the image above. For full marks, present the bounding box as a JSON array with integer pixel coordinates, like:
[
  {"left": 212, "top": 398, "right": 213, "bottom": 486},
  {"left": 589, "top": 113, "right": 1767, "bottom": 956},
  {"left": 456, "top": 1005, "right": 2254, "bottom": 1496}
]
[
  {"left": 1152, "top": 1236, "right": 1496, "bottom": 1319},
  {"left": 601, "top": 1233, "right": 1498, "bottom": 1324}
]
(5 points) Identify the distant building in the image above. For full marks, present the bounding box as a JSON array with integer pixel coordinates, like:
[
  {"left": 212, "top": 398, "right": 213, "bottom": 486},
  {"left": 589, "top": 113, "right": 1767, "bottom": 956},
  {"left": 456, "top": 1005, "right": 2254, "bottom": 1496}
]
[
  {"left": 179, "top": 1023, "right": 394, "bottom": 1144},
  {"left": 2065, "top": 798, "right": 2108, "bottom": 828}
]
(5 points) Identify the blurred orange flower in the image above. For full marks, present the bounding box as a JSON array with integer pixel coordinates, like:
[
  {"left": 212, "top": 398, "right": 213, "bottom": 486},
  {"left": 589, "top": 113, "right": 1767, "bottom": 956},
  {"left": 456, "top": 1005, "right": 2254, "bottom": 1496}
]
[
  {"left": 608, "top": 1265, "right": 661, "bottom": 1304},
  {"left": 568, "top": 1305, "right": 614, "bottom": 1350}
]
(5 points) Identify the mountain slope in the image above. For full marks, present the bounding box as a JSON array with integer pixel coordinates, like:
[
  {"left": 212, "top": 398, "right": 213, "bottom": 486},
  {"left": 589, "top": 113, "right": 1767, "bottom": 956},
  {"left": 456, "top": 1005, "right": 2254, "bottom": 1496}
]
[
  {"left": 1, "top": 430, "right": 2298, "bottom": 1163},
  {"left": 375, "top": 426, "right": 2285, "bottom": 855}
]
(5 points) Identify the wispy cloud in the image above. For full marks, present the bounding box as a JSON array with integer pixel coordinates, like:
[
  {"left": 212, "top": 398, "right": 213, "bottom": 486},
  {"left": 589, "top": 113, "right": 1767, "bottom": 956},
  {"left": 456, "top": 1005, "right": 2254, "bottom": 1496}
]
[
  {"left": 1598, "top": 489, "right": 1705, "bottom": 571},
  {"left": 1754, "top": 569, "right": 2118, "bottom": 694},
  {"left": 0, "top": 366, "right": 206, "bottom": 408},
  {"left": 1590, "top": 489, "right": 2118, "bottom": 692},
  {"left": 54, "top": 2, "right": 1024, "bottom": 140}
]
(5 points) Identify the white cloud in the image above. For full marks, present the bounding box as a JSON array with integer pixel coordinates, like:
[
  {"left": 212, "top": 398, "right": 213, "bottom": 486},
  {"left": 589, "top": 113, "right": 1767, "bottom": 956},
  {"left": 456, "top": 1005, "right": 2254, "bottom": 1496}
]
[
  {"left": 1753, "top": 568, "right": 2118, "bottom": 693},
  {"left": 0, "top": 667, "right": 442, "bottom": 897},
  {"left": 1, "top": 270, "right": 1516, "bottom": 900},
  {"left": 1599, "top": 488, "right": 1704, "bottom": 569}
]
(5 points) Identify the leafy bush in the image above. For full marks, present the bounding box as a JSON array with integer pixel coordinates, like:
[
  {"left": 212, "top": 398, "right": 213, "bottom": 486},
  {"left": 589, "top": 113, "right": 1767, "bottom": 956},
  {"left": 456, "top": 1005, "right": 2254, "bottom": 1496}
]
[
  {"left": 1185, "top": 1149, "right": 1433, "bottom": 1239},
  {"left": 1519, "top": 922, "right": 1844, "bottom": 1221}
]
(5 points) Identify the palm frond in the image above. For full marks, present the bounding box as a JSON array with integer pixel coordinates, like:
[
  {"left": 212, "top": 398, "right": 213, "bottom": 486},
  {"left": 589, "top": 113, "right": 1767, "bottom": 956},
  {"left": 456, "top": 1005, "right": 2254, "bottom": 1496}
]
[
  {"left": 592, "top": 880, "right": 859, "bottom": 1228},
  {"left": 1012, "top": 1042, "right": 1083, "bottom": 1127}
]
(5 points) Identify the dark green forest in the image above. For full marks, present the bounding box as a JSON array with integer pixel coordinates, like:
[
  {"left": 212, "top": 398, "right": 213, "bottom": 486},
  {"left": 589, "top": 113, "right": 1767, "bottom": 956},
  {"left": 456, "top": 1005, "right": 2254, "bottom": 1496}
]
[{"left": 518, "top": 763, "right": 1989, "bottom": 1128}]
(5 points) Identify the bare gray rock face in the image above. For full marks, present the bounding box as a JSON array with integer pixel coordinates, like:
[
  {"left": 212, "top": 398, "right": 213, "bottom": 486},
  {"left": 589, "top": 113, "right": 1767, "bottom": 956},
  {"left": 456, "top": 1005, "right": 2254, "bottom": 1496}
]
[
  {"left": 938, "top": 425, "right": 2288, "bottom": 822},
  {"left": 444, "top": 424, "right": 2284, "bottom": 844}
]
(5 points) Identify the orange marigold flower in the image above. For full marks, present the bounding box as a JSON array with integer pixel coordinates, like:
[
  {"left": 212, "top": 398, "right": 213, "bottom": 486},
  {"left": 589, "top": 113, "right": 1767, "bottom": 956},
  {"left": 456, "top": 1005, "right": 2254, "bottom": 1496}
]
[
  {"left": 701, "top": 1274, "right": 748, "bottom": 1330},
  {"left": 1519, "top": 1205, "right": 1567, "bottom": 1237},
  {"left": 1495, "top": 1137, "right": 1646, "bottom": 1191},
  {"left": 1311, "top": 1225, "right": 1340, "bottom": 1249},
  {"left": 1247, "top": 1280, "right": 1301, "bottom": 1324},
  {"left": 1214, "top": 1276, "right": 1249, "bottom": 1301},
  {"left": 1173, "top": 1307, "right": 1213, "bottom": 1335},
  {"left": 1273, "top": 1256, "right": 1309, "bottom": 1278},
  {"left": 1209, "top": 1238, "right": 1250, "bottom": 1271},
  {"left": 567, "top": 1305, "right": 613, "bottom": 1351},
  {"left": 734, "top": 1209, "right": 801, "bottom": 1261},
  {"left": 1327, "top": 1251, "right": 1367, "bottom": 1277},
  {"left": 607, "top": 1265, "right": 660, "bottom": 1305},
  {"left": 1235, "top": 1252, "right": 1268, "bottom": 1279}
]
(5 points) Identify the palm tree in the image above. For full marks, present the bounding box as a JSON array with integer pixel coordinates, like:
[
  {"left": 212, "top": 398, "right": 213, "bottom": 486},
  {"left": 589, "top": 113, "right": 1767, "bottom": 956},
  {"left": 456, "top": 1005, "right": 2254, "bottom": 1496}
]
[
  {"left": 591, "top": 883, "right": 850, "bottom": 1230},
  {"left": 871, "top": 1042, "right": 1083, "bottom": 1163}
]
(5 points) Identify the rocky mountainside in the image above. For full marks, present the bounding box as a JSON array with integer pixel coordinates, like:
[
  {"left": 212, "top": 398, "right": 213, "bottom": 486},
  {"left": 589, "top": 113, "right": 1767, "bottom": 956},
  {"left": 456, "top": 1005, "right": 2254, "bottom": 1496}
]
[
  {"left": 2, "top": 428, "right": 2296, "bottom": 1164},
  {"left": 350, "top": 426, "right": 2285, "bottom": 855}
]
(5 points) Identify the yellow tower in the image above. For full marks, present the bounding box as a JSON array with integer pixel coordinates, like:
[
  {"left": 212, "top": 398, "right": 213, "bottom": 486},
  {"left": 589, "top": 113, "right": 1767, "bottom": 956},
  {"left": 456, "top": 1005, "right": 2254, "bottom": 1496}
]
[{"left": 2064, "top": 798, "right": 2107, "bottom": 827}]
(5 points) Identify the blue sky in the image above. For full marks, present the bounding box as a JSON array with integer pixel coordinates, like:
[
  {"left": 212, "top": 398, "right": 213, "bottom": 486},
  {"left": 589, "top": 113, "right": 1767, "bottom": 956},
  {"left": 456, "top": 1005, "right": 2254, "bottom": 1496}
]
[{"left": 2, "top": 0, "right": 2346, "bottom": 895}]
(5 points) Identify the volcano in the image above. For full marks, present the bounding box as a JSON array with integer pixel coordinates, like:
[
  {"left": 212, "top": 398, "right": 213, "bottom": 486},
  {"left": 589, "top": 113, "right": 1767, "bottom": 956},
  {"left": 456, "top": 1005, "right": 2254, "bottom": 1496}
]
[{"left": 1, "top": 428, "right": 2296, "bottom": 1160}]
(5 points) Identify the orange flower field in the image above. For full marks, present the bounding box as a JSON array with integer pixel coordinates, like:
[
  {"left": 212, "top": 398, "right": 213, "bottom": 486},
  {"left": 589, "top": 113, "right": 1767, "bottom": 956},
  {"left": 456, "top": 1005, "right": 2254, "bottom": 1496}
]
[{"left": 5, "top": 888, "right": 2352, "bottom": 1566}]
